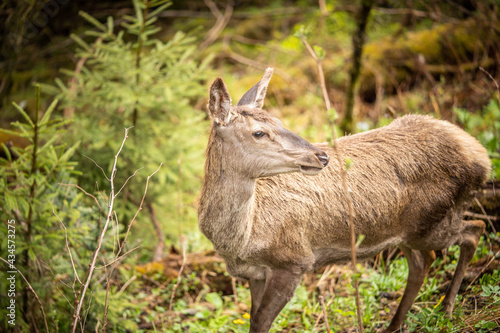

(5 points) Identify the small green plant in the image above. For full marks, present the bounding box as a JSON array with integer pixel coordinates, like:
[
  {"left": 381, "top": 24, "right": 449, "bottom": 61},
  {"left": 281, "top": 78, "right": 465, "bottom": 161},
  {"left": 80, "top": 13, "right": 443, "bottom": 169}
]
[
  {"left": 454, "top": 99, "right": 500, "bottom": 179},
  {"left": 42, "top": 0, "right": 212, "bottom": 259},
  {"left": 0, "top": 86, "right": 82, "bottom": 331},
  {"left": 405, "top": 305, "right": 453, "bottom": 332}
]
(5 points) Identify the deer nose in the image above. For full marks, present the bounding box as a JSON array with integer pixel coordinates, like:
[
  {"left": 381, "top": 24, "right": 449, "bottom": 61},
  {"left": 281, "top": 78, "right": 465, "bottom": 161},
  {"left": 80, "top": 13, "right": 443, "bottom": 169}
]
[{"left": 316, "top": 153, "right": 329, "bottom": 167}]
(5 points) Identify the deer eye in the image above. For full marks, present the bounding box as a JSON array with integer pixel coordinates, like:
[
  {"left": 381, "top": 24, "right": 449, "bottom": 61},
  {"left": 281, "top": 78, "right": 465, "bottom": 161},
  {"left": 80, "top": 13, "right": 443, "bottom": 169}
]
[{"left": 253, "top": 131, "right": 265, "bottom": 138}]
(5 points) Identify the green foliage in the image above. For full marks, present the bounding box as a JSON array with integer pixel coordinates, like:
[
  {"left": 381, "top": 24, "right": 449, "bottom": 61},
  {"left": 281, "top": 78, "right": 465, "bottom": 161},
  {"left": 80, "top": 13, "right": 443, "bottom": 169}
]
[
  {"left": 43, "top": 0, "right": 211, "bottom": 252},
  {"left": 405, "top": 305, "right": 453, "bottom": 332},
  {"left": 454, "top": 99, "right": 500, "bottom": 179},
  {"left": 0, "top": 87, "right": 84, "bottom": 330}
]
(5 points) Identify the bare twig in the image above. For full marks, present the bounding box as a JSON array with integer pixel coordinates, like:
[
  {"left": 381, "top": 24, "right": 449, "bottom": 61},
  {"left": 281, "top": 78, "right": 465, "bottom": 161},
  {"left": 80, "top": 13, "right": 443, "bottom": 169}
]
[
  {"left": 466, "top": 250, "right": 500, "bottom": 290},
  {"left": 101, "top": 260, "right": 111, "bottom": 333},
  {"left": 232, "top": 278, "right": 239, "bottom": 307},
  {"left": 299, "top": 33, "right": 364, "bottom": 333},
  {"left": 84, "top": 155, "right": 110, "bottom": 181},
  {"left": 299, "top": 37, "right": 330, "bottom": 110},
  {"left": 479, "top": 66, "right": 500, "bottom": 107},
  {"left": 315, "top": 265, "right": 335, "bottom": 291},
  {"left": 53, "top": 207, "right": 82, "bottom": 286},
  {"left": 225, "top": 51, "right": 291, "bottom": 81},
  {"left": 464, "top": 211, "right": 499, "bottom": 221},
  {"left": 0, "top": 258, "right": 49, "bottom": 333},
  {"left": 118, "top": 275, "right": 137, "bottom": 295},
  {"left": 149, "top": 202, "right": 165, "bottom": 262},
  {"left": 70, "top": 128, "right": 131, "bottom": 332},
  {"left": 474, "top": 197, "right": 497, "bottom": 233},
  {"left": 319, "top": 0, "right": 328, "bottom": 16},
  {"left": 64, "top": 37, "right": 103, "bottom": 118},
  {"left": 101, "top": 162, "right": 162, "bottom": 330},
  {"left": 115, "top": 167, "right": 143, "bottom": 198},
  {"left": 58, "top": 183, "right": 102, "bottom": 231},
  {"left": 118, "top": 163, "right": 163, "bottom": 254},
  {"left": 319, "top": 295, "right": 332, "bottom": 333},
  {"left": 203, "top": 0, "right": 223, "bottom": 19},
  {"left": 177, "top": 153, "right": 183, "bottom": 246},
  {"left": 95, "top": 246, "right": 140, "bottom": 270},
  {"left": 56, "top": 285, "right": 75, "bottom": 309},
  {"left": 169, "top": 235, "right": 187, "bottom": 311},
  {"left": 200, "top": 0, "right": 233, "bottom": 50}
]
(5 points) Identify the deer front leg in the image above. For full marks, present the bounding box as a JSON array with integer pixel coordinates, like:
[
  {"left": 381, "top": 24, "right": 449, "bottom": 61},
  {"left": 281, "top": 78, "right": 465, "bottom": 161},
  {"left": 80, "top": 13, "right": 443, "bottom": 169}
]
[
  {"left": 249, "top": 269, "right": 303, "bottom": 333},
  {"left": 249, "top": 279, "right": 266, "bottom": 319},
  {"left": 442, "top": 220, "right": 485, "bottom": 314},
  {"left": 384, "top": 246, "right": 436, "bottom": 333}
]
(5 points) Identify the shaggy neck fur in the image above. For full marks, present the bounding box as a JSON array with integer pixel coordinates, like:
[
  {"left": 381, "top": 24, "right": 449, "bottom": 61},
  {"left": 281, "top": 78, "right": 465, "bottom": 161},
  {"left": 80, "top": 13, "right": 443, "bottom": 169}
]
[{"left": 198, "top": 125, "right": 255, "bottom": 257}]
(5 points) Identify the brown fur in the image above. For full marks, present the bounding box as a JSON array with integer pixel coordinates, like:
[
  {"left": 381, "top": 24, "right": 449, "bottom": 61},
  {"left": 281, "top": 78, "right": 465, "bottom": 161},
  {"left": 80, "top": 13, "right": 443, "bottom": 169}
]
[{"left": 198, "top": 70, "right": 491, "bottom": 333}]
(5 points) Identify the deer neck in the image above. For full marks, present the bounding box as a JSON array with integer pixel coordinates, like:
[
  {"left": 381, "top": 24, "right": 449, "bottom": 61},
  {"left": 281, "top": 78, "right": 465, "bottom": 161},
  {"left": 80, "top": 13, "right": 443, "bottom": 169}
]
[{"left": 198, "top": 129, "right": 256, "bottom": 257}]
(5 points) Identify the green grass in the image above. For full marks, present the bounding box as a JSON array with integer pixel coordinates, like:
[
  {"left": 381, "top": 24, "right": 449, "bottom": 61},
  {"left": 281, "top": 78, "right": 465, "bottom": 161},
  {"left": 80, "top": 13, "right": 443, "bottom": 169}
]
[{"left": 125, "top": 232, "right": 500, "bottom": 332}]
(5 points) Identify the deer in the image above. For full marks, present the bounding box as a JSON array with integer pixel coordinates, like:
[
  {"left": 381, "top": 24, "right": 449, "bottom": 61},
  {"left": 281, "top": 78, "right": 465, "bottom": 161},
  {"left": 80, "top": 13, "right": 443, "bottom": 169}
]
[{"left": 198, "top": 68, "right": 491, "bottom": 333}]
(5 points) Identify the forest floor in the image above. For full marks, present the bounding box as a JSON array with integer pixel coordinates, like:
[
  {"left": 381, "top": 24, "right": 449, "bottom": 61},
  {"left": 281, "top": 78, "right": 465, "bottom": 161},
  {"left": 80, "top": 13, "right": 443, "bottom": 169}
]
[{"left": 131, "top": 190, "right": 500, "bottom": 333}]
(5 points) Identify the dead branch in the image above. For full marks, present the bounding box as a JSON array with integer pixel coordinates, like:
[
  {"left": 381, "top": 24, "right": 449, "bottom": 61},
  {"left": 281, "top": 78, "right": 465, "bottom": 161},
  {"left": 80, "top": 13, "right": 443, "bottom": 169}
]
[
  {"left": 169, "top": 235, "right": 187, "bottom": 311},
  {"left": 225, "top": 51, "right": 291, "bottom": 81},
  {"left": 71, "top": 128, "right": 131, "bottom": 332},
  {"left": 0, "top": 257, "right": 49, "bottom": 333},
  {"left": 474, "top": 197, "right": 497, "bottom": 234},
  {"left": 232, "top": 278, "right": 238, "bottom": 307},
  {"left": 101, "top": 162, "right": 162, "bottom": 330},
  {"left": 53, "top": 208, "right": 82, "bottom": 286},
  {"left": 479, "top": 66, "right": 500, "bottom": 107},
  {"left": 64, "top": 37, "right": 103, "bottom": 119},
  {"left": 200, "top": 0, "right": 233, "bottom": 50},
  {"left": 299, "top": 33, "right": 364, "bottom": 333},
  {"left": 464, "top": 211, "right": 499, "bottom": 221},
  {"left": 319, "top": 295, "right": 332, "bottom": 333},
  {"left": 148, "top": 202, "right": 165, "bottom": 262}
]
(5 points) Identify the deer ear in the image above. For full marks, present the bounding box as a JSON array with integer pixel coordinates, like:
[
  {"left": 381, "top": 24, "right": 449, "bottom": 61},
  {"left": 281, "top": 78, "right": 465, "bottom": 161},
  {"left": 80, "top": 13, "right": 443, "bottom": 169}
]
[
  {"left": 208, "top": 77, "right": 232, "bottom": 125},
  {"left": 237, "top": 67, "right": 274, "bottom": 109}
]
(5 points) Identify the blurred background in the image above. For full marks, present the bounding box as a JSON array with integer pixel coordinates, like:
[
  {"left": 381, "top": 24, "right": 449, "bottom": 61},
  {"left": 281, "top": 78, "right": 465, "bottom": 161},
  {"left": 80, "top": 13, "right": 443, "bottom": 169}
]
[{"left": 0, "top": 0, "right": 499, "bottom": 332}]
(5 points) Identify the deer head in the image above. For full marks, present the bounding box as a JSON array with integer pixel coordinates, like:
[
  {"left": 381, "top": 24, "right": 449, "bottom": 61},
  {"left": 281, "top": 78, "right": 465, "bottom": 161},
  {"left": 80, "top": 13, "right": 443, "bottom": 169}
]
[{"left": 207, "top": 68, "right": 329, "bottom": 178}]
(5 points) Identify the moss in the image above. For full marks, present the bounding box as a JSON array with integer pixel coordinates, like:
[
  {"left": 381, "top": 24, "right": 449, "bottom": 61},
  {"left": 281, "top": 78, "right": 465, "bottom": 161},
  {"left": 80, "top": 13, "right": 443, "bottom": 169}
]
[{"left": 358, "top": 18, "right": 496, "bottom": 103}]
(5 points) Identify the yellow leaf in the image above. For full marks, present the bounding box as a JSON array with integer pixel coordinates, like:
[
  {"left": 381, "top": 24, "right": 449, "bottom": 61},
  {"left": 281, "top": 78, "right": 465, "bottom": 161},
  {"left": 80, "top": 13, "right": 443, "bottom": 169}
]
[
  {"left": 243, "top": 312, "right": 251, "bottom": 319},
  {"left": 434, "top": 295, "right": 446, "bottom": 308},
  {"left": 233, "top": 319, "right": 246, "bottom": 325}
]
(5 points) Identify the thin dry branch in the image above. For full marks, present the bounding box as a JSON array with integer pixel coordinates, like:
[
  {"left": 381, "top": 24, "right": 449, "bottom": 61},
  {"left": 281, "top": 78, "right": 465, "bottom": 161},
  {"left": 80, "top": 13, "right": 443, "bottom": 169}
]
[
  {"left": 53, "top": 207, "right": 82, "bottom": 286},
  {"left": 101, "top": 162, "right": 163, "bottom": 329},
  {"left": 0, "top": 258, "right": 49, "bottom": 333},
  {"left": 200, "top": 0, "right": 233, "bottom": 50},
  {"left": 115, "top": 167, "right": 143, "bottom": 198},
  {"left": 118, "top": 163, "right": 163, "bottom": 254},
  {"left": 299, "top": 34, "right": 364, "bottom": 333},
  {"left": 474, "top": 197, "right": 497, "bottom": 234},
  {"left": 169, "top": 235, "right": 187, "bottom": 311},
  {"left": 479, "top": 66, "right": 500, "bottom": 107},
  {"left": 225, "top": 51, "right": 291, "bottom": 81},
  {"left": 319, "top": 0, "right": 328, "bottom": 16},
  {"left": 118, "top": 275, "right": 137, "bottom": 295},
  {"left": 84, "top": 154, "right": 110, "bottom": 182},
  {"left": 466, "top": 249, "right": 500, "bottom": 290},
  {"left": 58, "top": 182, "right": 102, "bottom": 229},
  {"left": 299, "top": 38, "right": 331, "bottom": 111},
  {"left": 95, "top": 246, "right": 140, "bottom": 270},
  {"left": 150, "top": 201, "right": 165, "bottom": 262},
  {"left": 232, "top": 278, "right": 239, "bottom": 307},
  {"left": 464, "top": 211, "right": 499, "bottom": 221},
  {"left": 64, "top": 37, "right": 103, "bottom": 118},
  {"left": 318, "top": 295, "right": 332, "bottom": 332},
  {"left": 70, "top": 128, "right": 132, "bottom": 333}
]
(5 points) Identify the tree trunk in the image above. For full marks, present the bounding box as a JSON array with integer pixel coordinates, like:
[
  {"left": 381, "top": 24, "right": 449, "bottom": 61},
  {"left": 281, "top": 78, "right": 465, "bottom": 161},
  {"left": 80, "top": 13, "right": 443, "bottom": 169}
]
[{"left": 341, "top": 0, "right": 374, "bottom": 134}]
